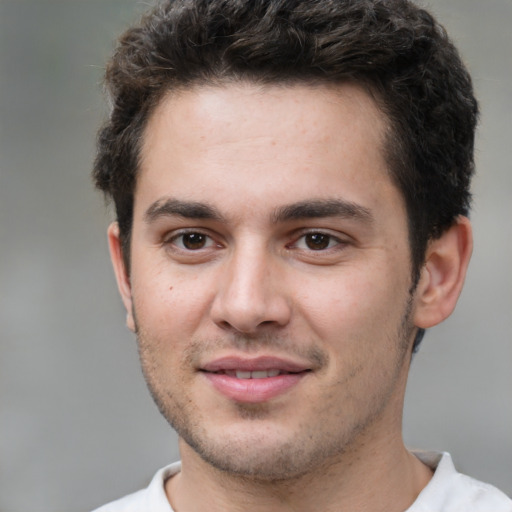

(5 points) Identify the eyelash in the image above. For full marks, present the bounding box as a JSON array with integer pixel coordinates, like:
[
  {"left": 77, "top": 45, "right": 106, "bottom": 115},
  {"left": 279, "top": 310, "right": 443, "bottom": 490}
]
[
  {"left": 164, "top": 230, "right": 219, "bottom": 251},
  {"left": 164, "top": 229, "right": 346, "bottom": 254},
  {"left": 289, "top": 231, "right": 345, "bottom": 252}
]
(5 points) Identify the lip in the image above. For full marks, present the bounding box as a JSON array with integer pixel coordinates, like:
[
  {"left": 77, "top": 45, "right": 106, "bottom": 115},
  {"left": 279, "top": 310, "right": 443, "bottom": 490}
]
[
  {"left": 202, "top": 356, "right": 310, "bottom": 373},
  {"left": 201, "top": 356, "right": 311, "bottom": 403}
]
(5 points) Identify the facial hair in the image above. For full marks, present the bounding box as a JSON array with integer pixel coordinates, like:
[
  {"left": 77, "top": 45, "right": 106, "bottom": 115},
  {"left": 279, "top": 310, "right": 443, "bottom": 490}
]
[{"left": 133, "top": 298, "right": 415, "bottom": 482}]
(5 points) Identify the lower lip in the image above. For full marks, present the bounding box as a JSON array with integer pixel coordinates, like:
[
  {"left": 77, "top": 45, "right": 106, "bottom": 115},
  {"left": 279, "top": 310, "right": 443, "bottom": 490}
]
[{"left": 203, "top": 372, "right": 305, "bottom": 403}]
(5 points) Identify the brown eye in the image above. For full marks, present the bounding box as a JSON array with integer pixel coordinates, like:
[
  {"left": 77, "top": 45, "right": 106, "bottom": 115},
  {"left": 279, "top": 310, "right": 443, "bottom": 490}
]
[
  {"left": 182, "top": 233, "right": 207, "bottom": 249},
  {"left": 304, "top": 233, "right": 331, "bottom": 250},
  {"left": 172, "top": 232, "right": 214, "bottom": 250}
]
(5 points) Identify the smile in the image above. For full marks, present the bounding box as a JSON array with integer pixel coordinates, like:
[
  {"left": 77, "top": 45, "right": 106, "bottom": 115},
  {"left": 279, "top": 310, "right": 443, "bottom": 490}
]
[
  {"left": 220, "top": 369, "right": 285, "bottom": 379},
  {"left": 201, "top": 357, "right": 311, "bottom": 403}
]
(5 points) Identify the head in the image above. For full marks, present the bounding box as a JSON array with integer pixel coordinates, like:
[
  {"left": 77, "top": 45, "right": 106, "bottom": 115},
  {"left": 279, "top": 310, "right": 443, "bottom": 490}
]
[
  {"left": 93, "top": 0, "right": 478, "bottom": 353},
  {"left": 95, "top": 0, "right": 476, "bottom": 482}
]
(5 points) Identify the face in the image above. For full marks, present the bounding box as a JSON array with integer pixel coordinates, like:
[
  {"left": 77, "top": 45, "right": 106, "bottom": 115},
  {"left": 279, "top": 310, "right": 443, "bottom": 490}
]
[{"left": 114, "top": 83, "right": 419, "bottom": 480}]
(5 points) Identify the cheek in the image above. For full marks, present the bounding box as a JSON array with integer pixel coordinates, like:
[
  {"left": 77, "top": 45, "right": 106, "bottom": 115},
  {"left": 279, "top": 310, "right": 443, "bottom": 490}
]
[
  {"left": 294, "top": 264, "right": 409, "bottom": 348},
  {"left": 131, "top": 261, "right": 214, "bottom": 341}
]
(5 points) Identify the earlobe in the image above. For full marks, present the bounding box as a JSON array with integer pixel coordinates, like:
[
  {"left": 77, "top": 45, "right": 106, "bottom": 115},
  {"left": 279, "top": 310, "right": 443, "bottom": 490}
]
[
  {"left": 107, "top": 222, "right": 136, "bottom": 332},
  {"left": 413, "top": 216, "right": 473, "bottom": 329}
]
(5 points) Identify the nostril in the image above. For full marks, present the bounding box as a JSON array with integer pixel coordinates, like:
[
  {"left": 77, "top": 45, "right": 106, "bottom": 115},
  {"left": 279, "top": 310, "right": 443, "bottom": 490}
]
[
  {"left": 210, "top": 274, "right": 292, "bottom": 333},
  {"left": 218, "top": 320, "right": 234, "bottom": 330}
]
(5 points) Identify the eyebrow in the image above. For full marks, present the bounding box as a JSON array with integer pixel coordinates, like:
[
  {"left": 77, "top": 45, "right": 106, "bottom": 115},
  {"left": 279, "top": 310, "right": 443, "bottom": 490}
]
[
  {"left": 144, "top": 198, "right": 225, "bottom": 223},
  {"left": 272, "top": 199, "right": 374, "bottom": 224},
  {"left": 144, "top": 197, "right": 373, "bottom": 225}
]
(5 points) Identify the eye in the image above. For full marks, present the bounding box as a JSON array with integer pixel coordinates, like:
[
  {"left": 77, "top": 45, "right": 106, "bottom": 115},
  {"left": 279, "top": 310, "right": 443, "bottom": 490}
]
[
  {"left": 293, "top": 232, "right": 342, "bottom": 251},
  {"left": 170, "top": 231, "right": 216, "bottom": 250}
]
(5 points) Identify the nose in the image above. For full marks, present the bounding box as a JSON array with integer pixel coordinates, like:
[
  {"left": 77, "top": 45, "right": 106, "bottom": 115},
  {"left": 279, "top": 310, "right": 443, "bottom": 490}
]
[{"left": 210, "top": 245, "right": 292, "bottom": 334}]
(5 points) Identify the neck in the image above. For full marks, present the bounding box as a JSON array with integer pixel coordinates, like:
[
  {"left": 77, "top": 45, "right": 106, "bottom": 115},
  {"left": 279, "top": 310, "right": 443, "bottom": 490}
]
[{"left": 166, "top": 432, "right": 433, "bottom": 512}]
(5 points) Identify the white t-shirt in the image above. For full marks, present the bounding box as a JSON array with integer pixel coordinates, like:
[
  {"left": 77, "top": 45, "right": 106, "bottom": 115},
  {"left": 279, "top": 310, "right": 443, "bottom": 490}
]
[{"left": 92, "top": 452, "right": 512, "bottom": 511}]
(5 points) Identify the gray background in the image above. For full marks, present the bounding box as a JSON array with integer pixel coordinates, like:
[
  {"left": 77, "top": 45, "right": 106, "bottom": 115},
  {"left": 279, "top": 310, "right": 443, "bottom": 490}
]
[{"left": 0, "top": 1, "right": 510, "bottom": 510}]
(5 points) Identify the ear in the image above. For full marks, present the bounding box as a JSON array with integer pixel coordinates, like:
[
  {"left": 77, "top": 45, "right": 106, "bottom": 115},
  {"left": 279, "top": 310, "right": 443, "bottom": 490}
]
[
  {"left": 413, "top": 216, "right": 473, "bottom": 329},
  {"left": 107, "top": 222, "right": 136, "bottom": 332}
]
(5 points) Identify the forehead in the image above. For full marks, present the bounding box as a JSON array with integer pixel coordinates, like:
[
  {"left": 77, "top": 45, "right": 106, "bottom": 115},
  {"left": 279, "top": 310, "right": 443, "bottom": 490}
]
[
  {"left": 137, "top": 82, "right": 401, "bottom": 222},
  {"left": 142, "top": 81, "right": 387, "bottom": 157}
]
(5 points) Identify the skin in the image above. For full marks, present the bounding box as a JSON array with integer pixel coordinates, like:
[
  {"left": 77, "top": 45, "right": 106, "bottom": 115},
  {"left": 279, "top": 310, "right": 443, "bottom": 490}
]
[{"left": 109, "top": 82, "right": 472, "bottom": 512}]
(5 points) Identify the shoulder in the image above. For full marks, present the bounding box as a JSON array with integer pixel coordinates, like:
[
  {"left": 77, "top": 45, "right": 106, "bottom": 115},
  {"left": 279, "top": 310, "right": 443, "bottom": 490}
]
[
  {"left": 91, "top": 462, "right": 181, "bottom": 512},
  {"left": 410, "top": 451, "right": 512, "bottom": 512},
  {"left": 446, "top": 472, "right": 512, "bottom": 511}
]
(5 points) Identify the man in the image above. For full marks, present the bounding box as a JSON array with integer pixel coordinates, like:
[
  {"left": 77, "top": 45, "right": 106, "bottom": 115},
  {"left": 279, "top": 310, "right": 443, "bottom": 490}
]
[{"left": 92, "top": 0, "right": 511, "bottom": 510}]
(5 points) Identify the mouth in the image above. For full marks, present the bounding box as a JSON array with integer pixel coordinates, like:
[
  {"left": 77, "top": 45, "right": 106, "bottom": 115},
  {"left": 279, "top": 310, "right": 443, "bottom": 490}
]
[
  {"left": 200, "top": 356, "right": 311, "bottom": 403},
  {"left": 219, "top": 369, "right": 285, "bottom": 379}
]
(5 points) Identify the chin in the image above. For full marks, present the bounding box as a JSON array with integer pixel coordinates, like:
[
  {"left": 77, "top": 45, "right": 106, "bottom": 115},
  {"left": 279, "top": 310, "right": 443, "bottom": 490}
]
[
  {"left": 188, "top": 434, "right": 320, "bottom": 481},
  {"left": 173, "top": 413, "right": 350, "bottom": 482}
]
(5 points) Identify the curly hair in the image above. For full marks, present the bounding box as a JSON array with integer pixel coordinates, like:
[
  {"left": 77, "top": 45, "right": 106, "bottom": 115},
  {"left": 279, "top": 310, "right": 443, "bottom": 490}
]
[{"left": 93, "top": 0, "right": 478, "bottom": 351}]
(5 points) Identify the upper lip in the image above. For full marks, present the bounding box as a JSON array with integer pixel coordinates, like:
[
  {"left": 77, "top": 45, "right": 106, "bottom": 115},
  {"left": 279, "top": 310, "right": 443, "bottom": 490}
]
[{"left": 201, "top": 356, "right": 311, "bottom": 373}]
